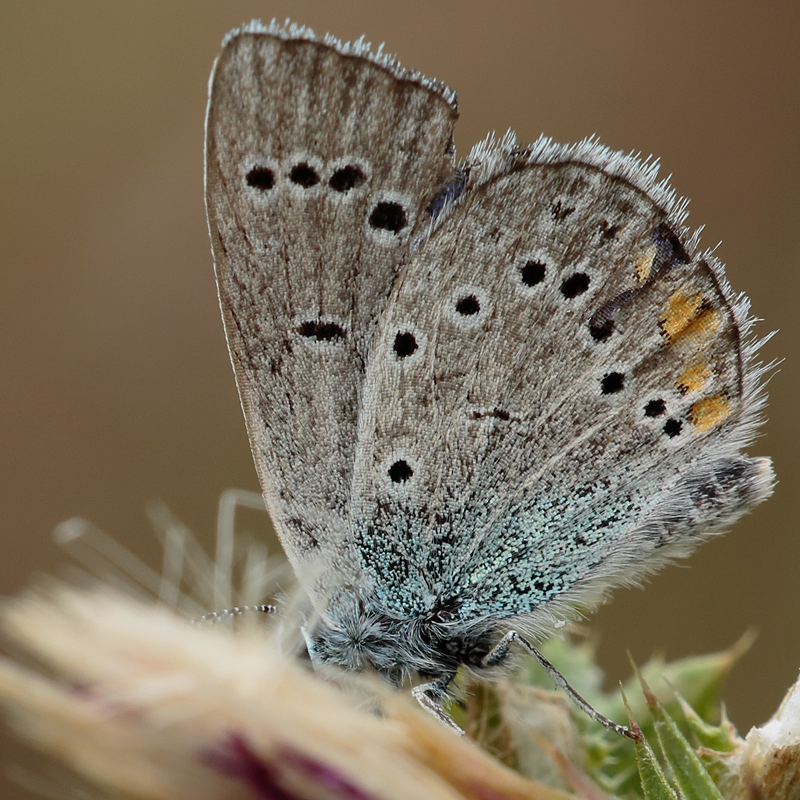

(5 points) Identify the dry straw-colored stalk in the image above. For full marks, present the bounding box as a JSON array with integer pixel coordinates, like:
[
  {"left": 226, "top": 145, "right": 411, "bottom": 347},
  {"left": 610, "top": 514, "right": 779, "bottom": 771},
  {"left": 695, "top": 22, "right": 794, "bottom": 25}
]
[
  {"left": 0, "top": 502, "right": 797, "bottom": 799},
  {"left": 0, "top": 584, "right": 571, "bottom": 800}
]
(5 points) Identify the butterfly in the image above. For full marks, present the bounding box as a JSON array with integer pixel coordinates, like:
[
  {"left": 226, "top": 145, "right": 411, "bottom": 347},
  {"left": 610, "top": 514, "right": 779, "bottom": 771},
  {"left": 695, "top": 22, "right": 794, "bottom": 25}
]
[{"left": 204, "top": 20, "right": 773, "bottom": 733}]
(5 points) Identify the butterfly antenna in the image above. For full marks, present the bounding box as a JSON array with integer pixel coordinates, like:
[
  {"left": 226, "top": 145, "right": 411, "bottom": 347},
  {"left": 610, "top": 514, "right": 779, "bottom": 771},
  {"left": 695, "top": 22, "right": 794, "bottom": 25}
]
[{"left": 193, "top": 604, "right": 278, "bottom": 624}]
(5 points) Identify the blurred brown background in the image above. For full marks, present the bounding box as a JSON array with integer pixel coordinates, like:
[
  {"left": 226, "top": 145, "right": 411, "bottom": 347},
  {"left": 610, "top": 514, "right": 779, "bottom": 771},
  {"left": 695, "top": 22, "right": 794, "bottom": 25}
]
[{"left": 1, "top": 1, "right": 797, "bottom": 795}]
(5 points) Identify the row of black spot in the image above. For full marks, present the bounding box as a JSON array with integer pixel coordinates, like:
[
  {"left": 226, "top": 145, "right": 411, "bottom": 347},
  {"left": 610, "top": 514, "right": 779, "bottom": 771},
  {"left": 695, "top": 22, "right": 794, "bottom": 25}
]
[
  {"left": 246, "top": 162, "right": 366, "bottom": 192},
  {"left": 615, "top": 384, "right": 682, "bottom": 436},
  {"left": 384, "top": 398, "right": 682, "bottom": 486},
  {"left": 519, "top": 259, "right": 615, "bottom": 341},
  {"left": 245, "top": 162, "right": 408, "bottom": 234},
  {"left": 515, "top": 257, "right": 681, "bottom": 436},
  {"left": 388, "top": 261, "right": 595, "bottom": 363},
  {"left": 381, "top": 366, "right": 680, "bottom": 489},
  {"left": 644, "top": 398, "right": 682, "bottom": 437},
  {"left": 519, "top": 259, "right": 591, "bottom": 300},
  {"left": 385, "top": 401, "right": 681, "bottom": 489}
]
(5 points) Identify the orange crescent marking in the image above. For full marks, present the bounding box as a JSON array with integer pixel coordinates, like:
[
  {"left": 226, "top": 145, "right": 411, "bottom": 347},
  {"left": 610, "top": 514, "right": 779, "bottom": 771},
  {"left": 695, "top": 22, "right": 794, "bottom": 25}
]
[{"left": 690, "top": 393, "right": 730, "bottom": 432}]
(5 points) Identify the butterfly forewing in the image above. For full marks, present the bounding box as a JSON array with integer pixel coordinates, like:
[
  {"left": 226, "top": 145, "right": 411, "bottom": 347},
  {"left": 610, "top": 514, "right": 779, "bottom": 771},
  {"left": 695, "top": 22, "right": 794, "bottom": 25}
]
[
  {"left": 205, "top": 24, "right": 458, "bottom": 597},
  {"left": 351, "top": 154, "right": 773, "bottom": 622}
]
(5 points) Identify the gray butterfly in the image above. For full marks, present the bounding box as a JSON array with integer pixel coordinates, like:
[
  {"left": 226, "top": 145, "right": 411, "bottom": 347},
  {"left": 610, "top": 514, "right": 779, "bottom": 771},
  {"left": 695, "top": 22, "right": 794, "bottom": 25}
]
[{"left": 204, "top": 20, "right": 773, "bottom": 731}]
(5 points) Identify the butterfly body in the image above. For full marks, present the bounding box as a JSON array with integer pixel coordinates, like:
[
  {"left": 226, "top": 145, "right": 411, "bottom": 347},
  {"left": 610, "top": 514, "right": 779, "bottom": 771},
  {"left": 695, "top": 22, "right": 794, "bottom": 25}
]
[{"left": 205, "top": 21, "right": 773, "bottom": 702}]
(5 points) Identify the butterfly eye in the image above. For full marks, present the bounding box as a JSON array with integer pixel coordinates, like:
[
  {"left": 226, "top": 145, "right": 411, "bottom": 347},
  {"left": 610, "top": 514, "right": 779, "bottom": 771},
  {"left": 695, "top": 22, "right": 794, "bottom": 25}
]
[{"left": 245, "top": 166, "right": 275, "bottom": 190}]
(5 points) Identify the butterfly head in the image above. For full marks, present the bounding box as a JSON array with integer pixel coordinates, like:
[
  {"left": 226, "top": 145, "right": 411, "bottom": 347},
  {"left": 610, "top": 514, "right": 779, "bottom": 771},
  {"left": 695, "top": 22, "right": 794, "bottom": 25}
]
[{"left": 301, "top": 600, "right": 504, "bottom": 688}]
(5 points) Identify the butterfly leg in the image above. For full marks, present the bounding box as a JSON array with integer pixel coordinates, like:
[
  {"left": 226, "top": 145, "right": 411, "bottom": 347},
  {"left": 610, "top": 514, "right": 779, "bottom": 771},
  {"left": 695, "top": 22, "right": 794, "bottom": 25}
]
[
  {"left": 482, "top": 631, "right": 635, "bottom": 739},
  {"left": 412, "top": 676, "right": 466, "bottom": 735}
]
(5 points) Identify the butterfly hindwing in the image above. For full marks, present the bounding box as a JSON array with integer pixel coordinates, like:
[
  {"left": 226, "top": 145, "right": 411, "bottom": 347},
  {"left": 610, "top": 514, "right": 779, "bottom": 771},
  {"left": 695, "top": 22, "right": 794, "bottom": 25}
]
[{"left": 351, "top": 141, "right": 773, "bottom": 624}]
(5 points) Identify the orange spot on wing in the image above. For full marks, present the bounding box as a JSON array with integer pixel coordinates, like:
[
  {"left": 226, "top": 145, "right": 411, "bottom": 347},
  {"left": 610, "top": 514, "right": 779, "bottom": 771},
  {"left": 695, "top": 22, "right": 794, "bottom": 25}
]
[
  {"left": 660, "top": 290, "right": 720, "bottom": 346},
  {"left": 661, "top": 290, "right": 704, "bottom": 340},
  {"left": 690, "top": 393, "right": 730, "bottom": 432},
  {"left": 676, "top": 359, "right": 711, "bottom": 394},
  {"left": 680, "top": 307, "right": 721, "bottom": 346}
]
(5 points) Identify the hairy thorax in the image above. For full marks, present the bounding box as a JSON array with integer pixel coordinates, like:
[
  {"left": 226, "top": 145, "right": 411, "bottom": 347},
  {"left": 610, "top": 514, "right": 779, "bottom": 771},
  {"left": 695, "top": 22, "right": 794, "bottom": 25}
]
[{"left": 302, "top": 608, "right": 503, "bottom": 688}]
